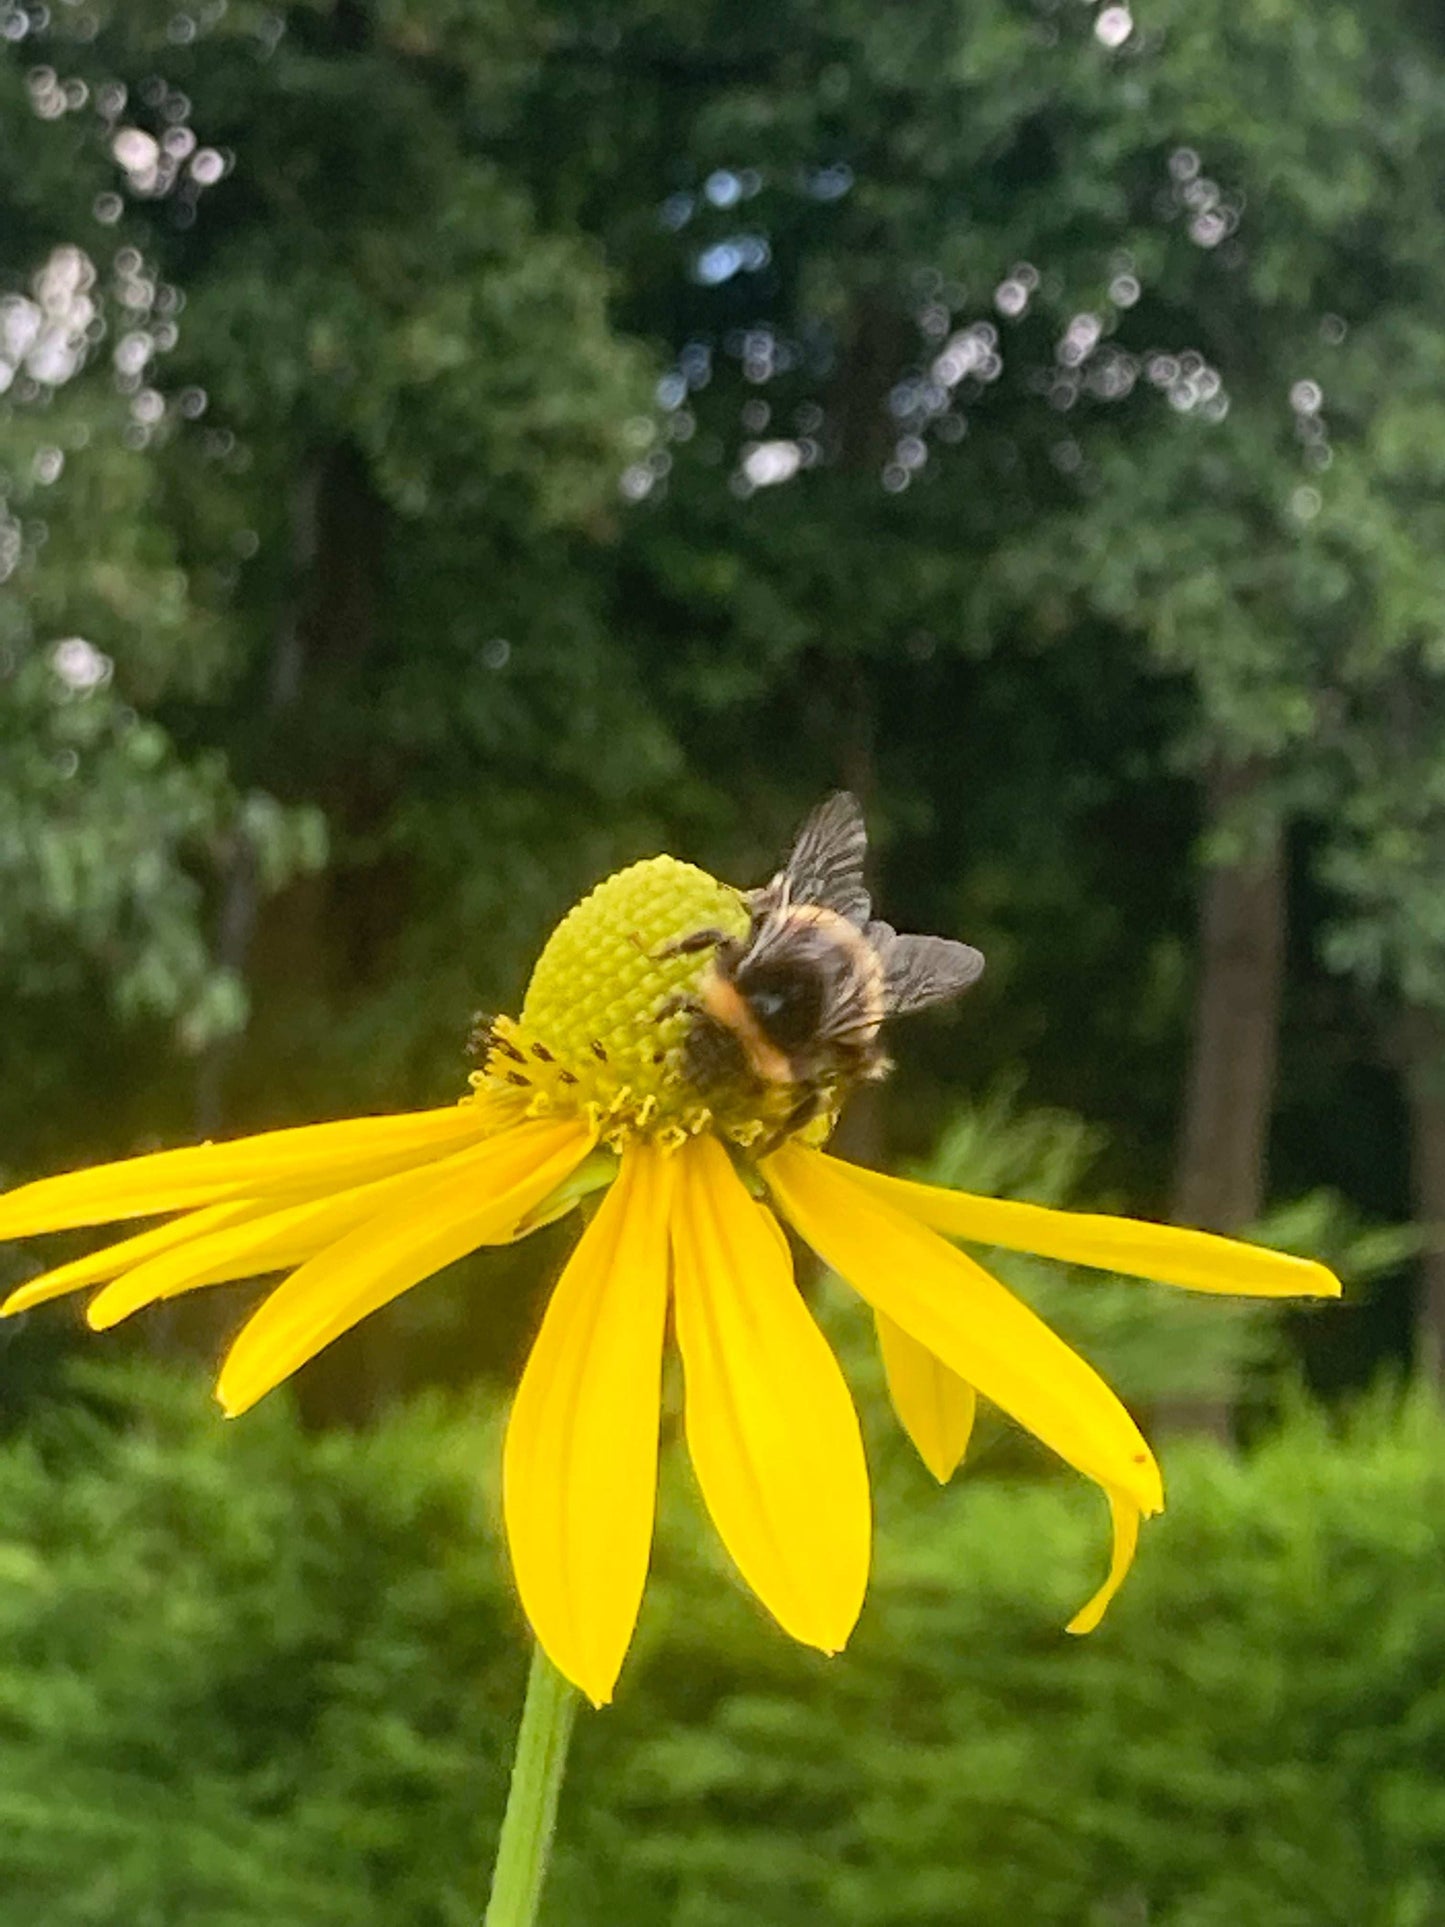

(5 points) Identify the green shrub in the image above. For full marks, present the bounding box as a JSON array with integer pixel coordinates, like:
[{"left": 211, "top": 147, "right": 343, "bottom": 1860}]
[
  {"left": 0, "top": 1365, "right": 1444, "bottom": 1925},
  {"left": 0, "top": 1367, "right": 518, "bottom": 1926}
]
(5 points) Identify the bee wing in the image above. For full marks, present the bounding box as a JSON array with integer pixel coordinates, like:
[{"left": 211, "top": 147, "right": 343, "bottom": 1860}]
[
  {"left": 773, "top": 791, "right": 871, "bottom": 926},
  {"left": 869, "top": 924, "right": 985, "bottom": 1015}
]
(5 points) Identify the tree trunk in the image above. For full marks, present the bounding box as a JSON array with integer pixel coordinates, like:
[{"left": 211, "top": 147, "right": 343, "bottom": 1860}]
[
  {"left": 1165, "top": 761, "right": 1287, "bottom": 1437},
  {"left": 193, "top": 463, "right": 320, "bottom": 1140},
  {"left": 1171, "top": 762, "right": 1286, "bottom": 1231},
  {"left": 1401, "top": 1010, "right": 1445, "bottom": 1383},
  {"left": 813, "top": 301, "right": 901, "bottom": 1174}
]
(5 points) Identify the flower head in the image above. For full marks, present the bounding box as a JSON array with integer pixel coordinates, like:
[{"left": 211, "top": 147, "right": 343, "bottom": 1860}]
[{"left": 0, "top": 803, "right": 1341, "bottom": 1705}]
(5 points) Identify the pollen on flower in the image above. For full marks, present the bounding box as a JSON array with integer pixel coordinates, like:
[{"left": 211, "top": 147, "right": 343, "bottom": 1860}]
[{"left": 468, "top": 854, "right": 833, "bottom": 1153}]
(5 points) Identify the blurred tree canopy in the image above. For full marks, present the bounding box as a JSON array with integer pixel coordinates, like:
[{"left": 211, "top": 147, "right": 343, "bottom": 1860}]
[{"left": 4, "top": 0, "right": 1445, "bottom": 1399}]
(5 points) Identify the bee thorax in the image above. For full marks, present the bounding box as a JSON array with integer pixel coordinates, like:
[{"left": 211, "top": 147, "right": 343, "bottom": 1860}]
[{"left": 696, "top": 973, "right": 795, "bottom": 1084}]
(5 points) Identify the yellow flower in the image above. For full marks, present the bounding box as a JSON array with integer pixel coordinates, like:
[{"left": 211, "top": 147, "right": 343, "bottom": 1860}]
[{"left": 0, "top": 850, "right": 1340, "bottom": 1706}]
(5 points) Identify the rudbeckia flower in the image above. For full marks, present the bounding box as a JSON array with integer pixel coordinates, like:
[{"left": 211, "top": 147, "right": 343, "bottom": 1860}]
[{"left": 0, "top": 807, "right": 1341, "bottom": 1706}]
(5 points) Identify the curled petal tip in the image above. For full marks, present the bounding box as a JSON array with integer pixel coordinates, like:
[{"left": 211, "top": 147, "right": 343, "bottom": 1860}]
[
  {"left": 1261, "top": 1255, "right": 1342, "bottom": 1300},
  {"left": 0, "top": 1274, "right": 80, "bottom": 1318},
  {"left": 1066, "top": 1487, "right": 1145, "bottom": 1635},
  {"left": 86, "top": 1293, "right": 144, "bottom": 1334},
  {"left": 1132, "top": 1460, "right": 1165, "bottom": 1518}
]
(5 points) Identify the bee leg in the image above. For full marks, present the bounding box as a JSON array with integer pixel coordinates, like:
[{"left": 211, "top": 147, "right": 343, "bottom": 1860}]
[
  {"left": 652, "top": 926, "right": 734, "bottom": 962},
  {"left": 756, "top": 1088, "right": 824, "bottom": 1158},
  {"left": 654, "top": 990, "right": 702, "bottom": 1024}
]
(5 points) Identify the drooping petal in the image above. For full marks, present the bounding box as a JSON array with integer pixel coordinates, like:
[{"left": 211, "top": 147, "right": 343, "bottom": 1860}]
[
  {"left": 672, "top": 1136, "right": 870, "bottom": 1654},
  {"left": 1066, "top": 1487, "right": 1141, "bottom": 1635},
  {"left": 763, "top": 1142, "right": 1162, "bottom": 1518},
  {"left": 837, "top": 1160, "right": 1341, "bottom": 1300},
  {"left": 1, "top": 1199, "right": 267, "bottom": 1316},
  {"left": 88, "top": 1144, "right": 524, "bottom": 1331},
  {"left": 216, "top": 1118, "right": 594, "bottom": 1418},
  {"left": 874, "top": 1311, "right": 976, "bottom": 1484},
  {"left": 0, "top": 1100, "right": 511, "bottom": 1240},
  {"left": 503, "top": 1141, "right": 673, "bottom": 1707}
]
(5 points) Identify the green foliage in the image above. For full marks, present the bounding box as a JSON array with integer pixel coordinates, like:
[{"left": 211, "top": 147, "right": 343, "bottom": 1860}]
[
  {"left": 0, "top": 0, "right": 663, "bottom": 1147},
  {"left": 0, "top": 386, "right": 322, "bottom": 1047},
  {"left": 2, "top": 1365, "right": 1445, "bottom": 1925},
  {"left": 0, "top": 607, "right": 325, "bottom": 1047}
]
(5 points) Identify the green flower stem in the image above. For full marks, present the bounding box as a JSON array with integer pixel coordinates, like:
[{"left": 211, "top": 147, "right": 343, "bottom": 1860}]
[{"left": 484, "top": 1642, "right": 581, "bottom": 1927}]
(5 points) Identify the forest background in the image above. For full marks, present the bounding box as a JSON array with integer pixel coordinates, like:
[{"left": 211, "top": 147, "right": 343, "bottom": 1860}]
[{"left": 5, "top": 1, "right": 1445, "bottom": 1921}]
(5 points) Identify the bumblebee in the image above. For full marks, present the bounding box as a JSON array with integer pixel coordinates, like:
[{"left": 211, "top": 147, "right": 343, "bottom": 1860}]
[{"left": 658, "top": 792, "right": 984, "bottom": 1141}]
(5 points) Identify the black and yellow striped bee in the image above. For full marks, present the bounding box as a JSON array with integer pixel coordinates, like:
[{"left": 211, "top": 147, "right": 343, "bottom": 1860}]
[{"left": 659, "top": 792, "right": 984, "bottom": 1140}]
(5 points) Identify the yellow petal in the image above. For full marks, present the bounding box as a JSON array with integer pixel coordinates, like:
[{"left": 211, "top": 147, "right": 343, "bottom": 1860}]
[
  {"left": 763, "top": 1143, "right": 1162, "bottom": 1517},
  {"left": 874, "top": 1311, "right": 977, "bottom": 1483},
  {"left": 502, "top": 1141, "right": 673, "bottom": 1707},
  {"left": 87, "top": 1144, "right": 519, "bottom": 1331},
  {"left": 672, "top": 1136, "right": 870, "bottom": 1654},
  {"left": 216, "top": 1118, "right": 593, "bottom": 1418},
  {"left": 0, "top": 1101, "right": 508, "bottom": 1240},
  {"left": 1066, "top": 1487, "right": 1141, "bottom": 1635},
  {"left": 1, "top": 1199, "right": 267, "bottom": 1316},
  {"left": 838, "top": 1160, "right": 1341, "bottom": 1299}
]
